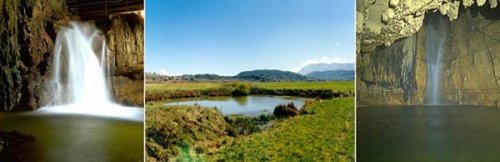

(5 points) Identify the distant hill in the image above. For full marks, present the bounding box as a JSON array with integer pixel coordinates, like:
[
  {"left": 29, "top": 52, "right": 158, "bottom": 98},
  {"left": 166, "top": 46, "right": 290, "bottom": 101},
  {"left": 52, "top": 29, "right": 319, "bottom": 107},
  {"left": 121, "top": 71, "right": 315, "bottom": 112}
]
[
  {"left": 235, "top": 70, "right": 317, "bottom": 82},
  {"left": 306, "top": 70, "right": 354, "bottom": 81},
  {"left": 148, "top": 69, "right": 321, "bottom": 82},
  {"left": 298, "top": 63, "right": 354, "bottom": 75},
  {"left": 179, "top": 74, "right": 233, "bottom": 81}
]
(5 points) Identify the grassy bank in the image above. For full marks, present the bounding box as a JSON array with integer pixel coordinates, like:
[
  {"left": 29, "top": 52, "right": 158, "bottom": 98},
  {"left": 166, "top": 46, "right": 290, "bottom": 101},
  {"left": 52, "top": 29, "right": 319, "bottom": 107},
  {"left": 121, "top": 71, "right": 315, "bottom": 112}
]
[
  {"left": 145, "top": 81, "right": 354, "bottom": 161},
  {"left": 209, "top": 98, "right": 354, "bottom": 161},
  {"left": 146, "top": 81, "right": 354, "bottom": 101},
  {"left": 145, "top": 98, "right": 354, "bottom": 161}
]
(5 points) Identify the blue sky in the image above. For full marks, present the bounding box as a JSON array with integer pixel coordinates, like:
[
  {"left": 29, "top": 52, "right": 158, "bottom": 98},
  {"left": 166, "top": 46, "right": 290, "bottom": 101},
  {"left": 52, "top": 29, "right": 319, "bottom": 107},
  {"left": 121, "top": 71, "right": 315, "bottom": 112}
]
[{"left": 146, "top": 0, "right": 354, "bottom": 76}]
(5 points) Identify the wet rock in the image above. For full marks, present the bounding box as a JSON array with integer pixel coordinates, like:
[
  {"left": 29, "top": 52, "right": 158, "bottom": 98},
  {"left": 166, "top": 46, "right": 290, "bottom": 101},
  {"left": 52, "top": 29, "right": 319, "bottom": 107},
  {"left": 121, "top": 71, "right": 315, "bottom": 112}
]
[
  {"left": 111, "top": 76, "right": 144, "bottom": 106},
  {"left": 107, "top": 14, "right": 144, "bottom": 106},
  {"left": 274, "top": 103, "right": 300, "bottom": 118},
  {"left": 357, "top": 29, "right": 426, "bottom": 105},
  {"left": 0, "top": 131, "right": 35, "bottom": 161},
  {"left": 0, "top": 0, "right": 69, "bottom": 111}
]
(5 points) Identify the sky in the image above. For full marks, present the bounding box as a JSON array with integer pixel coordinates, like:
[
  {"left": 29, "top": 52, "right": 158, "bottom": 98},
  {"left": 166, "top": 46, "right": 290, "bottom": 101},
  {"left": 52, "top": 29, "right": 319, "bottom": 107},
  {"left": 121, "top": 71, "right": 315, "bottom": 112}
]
[{"left": 146, "top": 0, "right": 354, "bottom": 76}]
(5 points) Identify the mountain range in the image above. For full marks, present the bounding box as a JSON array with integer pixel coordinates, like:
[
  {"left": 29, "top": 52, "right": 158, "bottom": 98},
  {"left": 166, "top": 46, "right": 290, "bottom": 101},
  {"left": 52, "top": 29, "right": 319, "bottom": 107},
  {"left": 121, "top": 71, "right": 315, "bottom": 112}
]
[{"left": 148, "top": 63, "right": 355, "bottom": 82}]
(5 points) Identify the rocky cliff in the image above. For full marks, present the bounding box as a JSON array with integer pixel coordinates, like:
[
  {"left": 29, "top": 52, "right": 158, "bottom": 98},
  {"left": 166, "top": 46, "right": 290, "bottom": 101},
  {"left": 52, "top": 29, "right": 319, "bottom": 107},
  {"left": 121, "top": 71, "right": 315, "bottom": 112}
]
[
  {"left": 107, "top": 14, "right": 144, "bottom": 107},
  {"left": 358, "top": 0, "right": 500, "bottom": 106},
  {"left": 0, "top": 1, "right": 144, "bottom": 111},
  {"left": 0, "top": 0, "right": 68, "bottom": 111}
]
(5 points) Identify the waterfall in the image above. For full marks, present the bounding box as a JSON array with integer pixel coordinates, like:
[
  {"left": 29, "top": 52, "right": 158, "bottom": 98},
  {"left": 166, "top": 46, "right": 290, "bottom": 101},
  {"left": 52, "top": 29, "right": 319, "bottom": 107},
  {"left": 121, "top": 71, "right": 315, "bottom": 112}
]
[
  {"left": 424, "top": 14, "right": 449, "bottom": 105},
  {"left": 49, "top": 22, "right": 111, "bottom": 106},
  {"left": 40, "top": 21, "right": 142, "bottom": 121}
]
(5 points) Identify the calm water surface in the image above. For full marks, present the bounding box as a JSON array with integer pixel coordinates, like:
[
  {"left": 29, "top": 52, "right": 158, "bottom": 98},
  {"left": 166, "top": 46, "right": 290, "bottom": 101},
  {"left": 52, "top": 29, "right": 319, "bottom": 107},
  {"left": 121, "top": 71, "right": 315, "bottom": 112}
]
[
  {"left": 357, "top": 105, "right": 500, "bottom": 161},
  {"left": 166, "top": 95, "right": 306, "bottom": 116},
  {"left": 0, "top": 112, "right": 143, "bottom": 162}
]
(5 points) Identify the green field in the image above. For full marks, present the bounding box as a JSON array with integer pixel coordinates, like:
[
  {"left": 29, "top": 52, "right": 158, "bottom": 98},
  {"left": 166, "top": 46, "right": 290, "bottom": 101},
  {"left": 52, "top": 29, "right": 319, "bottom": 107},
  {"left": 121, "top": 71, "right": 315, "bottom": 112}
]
[
  {"left": 209, "top": 98, "right": 354, "bottom": 161},
  {"left": 145, "top": 81, "right": 354, "bottom": 161},
  {"left": 147, "top": 82, "right": 221, "bottom": 91},
  {"left": 253, "top": 81, "right": 354, "bottom": 92},
  {"left": 146, "top": 81, "right": 353, "bottom": 95}
]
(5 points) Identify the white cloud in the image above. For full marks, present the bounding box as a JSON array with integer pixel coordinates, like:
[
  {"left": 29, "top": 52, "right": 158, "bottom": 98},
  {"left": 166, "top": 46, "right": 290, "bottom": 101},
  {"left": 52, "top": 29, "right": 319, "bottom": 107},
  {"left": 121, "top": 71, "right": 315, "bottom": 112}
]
[
  {"left": 292, "top": 56, "right": 351, "bottom": 72},
  {"left": 158, "top": 68, "right": 170, "bottom": 76}
]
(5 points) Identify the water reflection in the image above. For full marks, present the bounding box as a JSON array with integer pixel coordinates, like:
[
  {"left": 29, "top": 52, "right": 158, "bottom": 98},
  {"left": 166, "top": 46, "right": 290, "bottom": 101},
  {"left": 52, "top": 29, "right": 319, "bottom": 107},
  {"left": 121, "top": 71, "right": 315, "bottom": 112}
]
[
  {"left": 166, "top": 95, "right": 306, "bottom": 116},
  {"left": 358, "top": 105, "right": 500, "bottom": 161}
]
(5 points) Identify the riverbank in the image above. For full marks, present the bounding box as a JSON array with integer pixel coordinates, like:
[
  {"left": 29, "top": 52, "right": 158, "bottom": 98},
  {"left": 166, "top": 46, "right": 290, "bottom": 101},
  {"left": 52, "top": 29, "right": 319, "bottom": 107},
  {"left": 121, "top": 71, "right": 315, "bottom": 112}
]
[{"left": 145, "top": 81, "right": 354, "bottom": 161}]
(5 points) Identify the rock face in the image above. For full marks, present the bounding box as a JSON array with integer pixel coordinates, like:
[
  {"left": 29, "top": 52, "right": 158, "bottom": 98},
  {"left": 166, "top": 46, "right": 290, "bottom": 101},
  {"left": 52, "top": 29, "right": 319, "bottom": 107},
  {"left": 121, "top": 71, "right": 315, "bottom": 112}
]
[
  {"left": 0, "top": 2, "right": 144, "bottom": 110},
  {"left": 439, "top": 9, "right": 500, "bottom": 106},
  {"left": 357, "top": 29, "right": 427, "bottom": 105},
  {"left": 357, "top": 0, "right": 498, "bottom": 54},
  {"left": 0, "top": 0, "right": 68, "bottom": 111},
  {"left": 358, "top": 2, "right": 500, "bottom": 106},
  {"left": 107, "top": 14, "right": 144, "bottom": 106}
]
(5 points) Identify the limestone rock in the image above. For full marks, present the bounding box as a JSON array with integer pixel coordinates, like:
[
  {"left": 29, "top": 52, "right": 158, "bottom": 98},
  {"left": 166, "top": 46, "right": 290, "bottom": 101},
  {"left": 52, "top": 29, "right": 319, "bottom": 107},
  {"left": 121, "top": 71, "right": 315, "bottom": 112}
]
[
  {"left": 107, "top": 14, "right": 145, "bottom": 107},
  {"left": 111, "top": 76, "right": 144, "bottom": 106},
  {"left": 0, "top": 0, "right": 68, "bottom": 111},
  {"left": 357, "top": 0, "right": 498, "bottom": 54}
]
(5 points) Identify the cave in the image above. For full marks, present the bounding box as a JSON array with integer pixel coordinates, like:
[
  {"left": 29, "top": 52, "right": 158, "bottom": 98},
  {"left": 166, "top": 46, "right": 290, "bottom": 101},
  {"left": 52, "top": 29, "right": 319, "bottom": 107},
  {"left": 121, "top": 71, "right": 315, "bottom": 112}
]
[
  {"left": 357, "top": 0, "right": 500, "bottom": 161},
  {"left": 357, "top": 0, "right": 500, "bottom": 107}
]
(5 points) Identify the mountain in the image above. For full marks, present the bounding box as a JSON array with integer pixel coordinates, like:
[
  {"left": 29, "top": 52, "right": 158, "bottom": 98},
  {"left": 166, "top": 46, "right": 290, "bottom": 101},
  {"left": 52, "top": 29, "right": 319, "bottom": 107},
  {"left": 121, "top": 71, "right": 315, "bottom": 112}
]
[
  {"left": 298, "top": 63, "right": 354, "bottom": 75},
  {"left": 236, "top": 70, "right": 317, "bottom": 82},
  {"left": 306, "top": 70, "right": 354, "bottom": 81}
]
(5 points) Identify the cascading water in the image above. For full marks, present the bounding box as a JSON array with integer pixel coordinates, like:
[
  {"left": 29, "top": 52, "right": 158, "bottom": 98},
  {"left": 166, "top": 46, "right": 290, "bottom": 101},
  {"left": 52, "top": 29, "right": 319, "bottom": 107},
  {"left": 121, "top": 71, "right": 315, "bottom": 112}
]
[
  {"left": 39, "top": 21, "right": 142, "bottom": 121},
  {"left": 424, "top": 14, "right": 449, "bottom": 105}
]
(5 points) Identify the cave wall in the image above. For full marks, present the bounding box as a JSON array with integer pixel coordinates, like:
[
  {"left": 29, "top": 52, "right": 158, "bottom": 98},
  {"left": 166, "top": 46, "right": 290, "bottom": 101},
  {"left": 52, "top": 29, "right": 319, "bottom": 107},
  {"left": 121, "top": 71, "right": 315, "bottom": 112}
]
[
  {"left": 357, "top": 28, "right": 427, "bottom": 105},
  {"left": 0, "top": 0, "right": 68, "bottom": 111},
  {"left": 0, "top": 1, "right": 144, "bottom": 111},
  {"left": 358, "top": 1, "right": 500, "bottom": 106},
  {"left": 106, "top": 14, "right": 144, "bottom": 107},
  {"left": 440, "top": 9, "right": 500, "bottom": 106}
]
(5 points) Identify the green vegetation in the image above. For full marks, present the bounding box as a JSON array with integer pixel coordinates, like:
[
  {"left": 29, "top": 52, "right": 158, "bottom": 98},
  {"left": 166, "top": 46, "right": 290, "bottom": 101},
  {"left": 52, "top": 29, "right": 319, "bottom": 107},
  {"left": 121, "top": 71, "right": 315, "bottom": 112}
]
[
  {"left": 273, "top": 103, "right": 300, "bottom": 118},
  {"left": 146, "top": 81, "right": 353, "bottom": 101},
  {"left": 235, "top": 69, "right": 317, "bottom": 82},
  {"left": 145, "top": 105, "right": 231, "bottom": 162},
  {"left": 306, "top": 70, "right": 355, "bottom": 81},
  {"left": 231, "top": 83, "right": 251, "bottom": 96},
  {"left": 146, "top": 81, "right": 354, "bottom": 161},
  {"left": 209, "top": 98, "right": 354, "bottom": 161},
  {"left": 146, "top": 69, "right": 319, "bottom": 82},
  {"left": 253, "top": 81, "right": 354, "bottom": 92}
]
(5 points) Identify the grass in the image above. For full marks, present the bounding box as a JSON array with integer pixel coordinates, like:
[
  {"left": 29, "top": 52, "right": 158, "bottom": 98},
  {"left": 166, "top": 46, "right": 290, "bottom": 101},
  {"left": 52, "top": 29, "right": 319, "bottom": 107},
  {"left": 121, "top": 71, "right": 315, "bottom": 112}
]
[
  {"left": 147, "top": 82, "right": 221, "bottom": 91},
  {"left": 145, "top": 81, "right": 354, "bottom": 161},
  {"left": 208, "top": 98, "right": 354, "bottom": 161},
  {"left": 146, "top": 81, "right": 353, "bottom": 101},
  {"left": 252, "top": 81, "right": 354, "bottom": 92},
  {"left": 147, "top": 81, "right": 353, "bottom": 93}
]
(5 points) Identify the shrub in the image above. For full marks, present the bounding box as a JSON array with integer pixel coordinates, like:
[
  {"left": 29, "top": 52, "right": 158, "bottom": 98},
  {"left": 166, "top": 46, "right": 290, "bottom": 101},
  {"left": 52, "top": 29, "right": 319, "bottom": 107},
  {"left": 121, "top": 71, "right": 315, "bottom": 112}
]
[
  {"left": 273, "top": 103, "right": 300, "bottom": 118},
  {"left": 231, "top": 83, "right": 251, "bottom": 96}
]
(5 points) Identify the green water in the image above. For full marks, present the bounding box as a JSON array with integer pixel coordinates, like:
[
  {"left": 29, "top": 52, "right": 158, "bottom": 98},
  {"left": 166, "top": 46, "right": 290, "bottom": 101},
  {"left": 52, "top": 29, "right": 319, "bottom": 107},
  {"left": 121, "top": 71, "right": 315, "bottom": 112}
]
[
  {"left": 357, "top": 105, "right": 500, "bottom": 161},
  {"left": 0, "top": 113, "right": 143, "bottom": 162},
  {"left": 166, "top": 95, "right": 306, "bottom": 116}
]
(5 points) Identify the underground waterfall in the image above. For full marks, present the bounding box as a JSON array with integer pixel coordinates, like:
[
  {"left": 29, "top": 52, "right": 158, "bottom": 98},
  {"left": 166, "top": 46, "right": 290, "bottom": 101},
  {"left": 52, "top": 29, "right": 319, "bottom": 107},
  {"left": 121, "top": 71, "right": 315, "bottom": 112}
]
[
  {"left": 38, "top": 21, "right": 143, "bottom": 121},
  {"left": 424, "top": 14, "right": 449, "bottom": 105}
]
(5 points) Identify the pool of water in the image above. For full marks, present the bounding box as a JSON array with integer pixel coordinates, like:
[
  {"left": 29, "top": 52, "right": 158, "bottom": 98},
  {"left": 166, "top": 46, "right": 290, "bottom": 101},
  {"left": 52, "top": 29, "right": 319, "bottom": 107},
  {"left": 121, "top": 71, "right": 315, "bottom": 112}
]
[
  {"left": 357, "top": 105, "right": 500, "bottom": 161},
  {"left": 0, "top": 112, "right": 143, "bottom": 162},
  {"left": 165, "top": 95, "right": 306, "bottom": 116}
]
